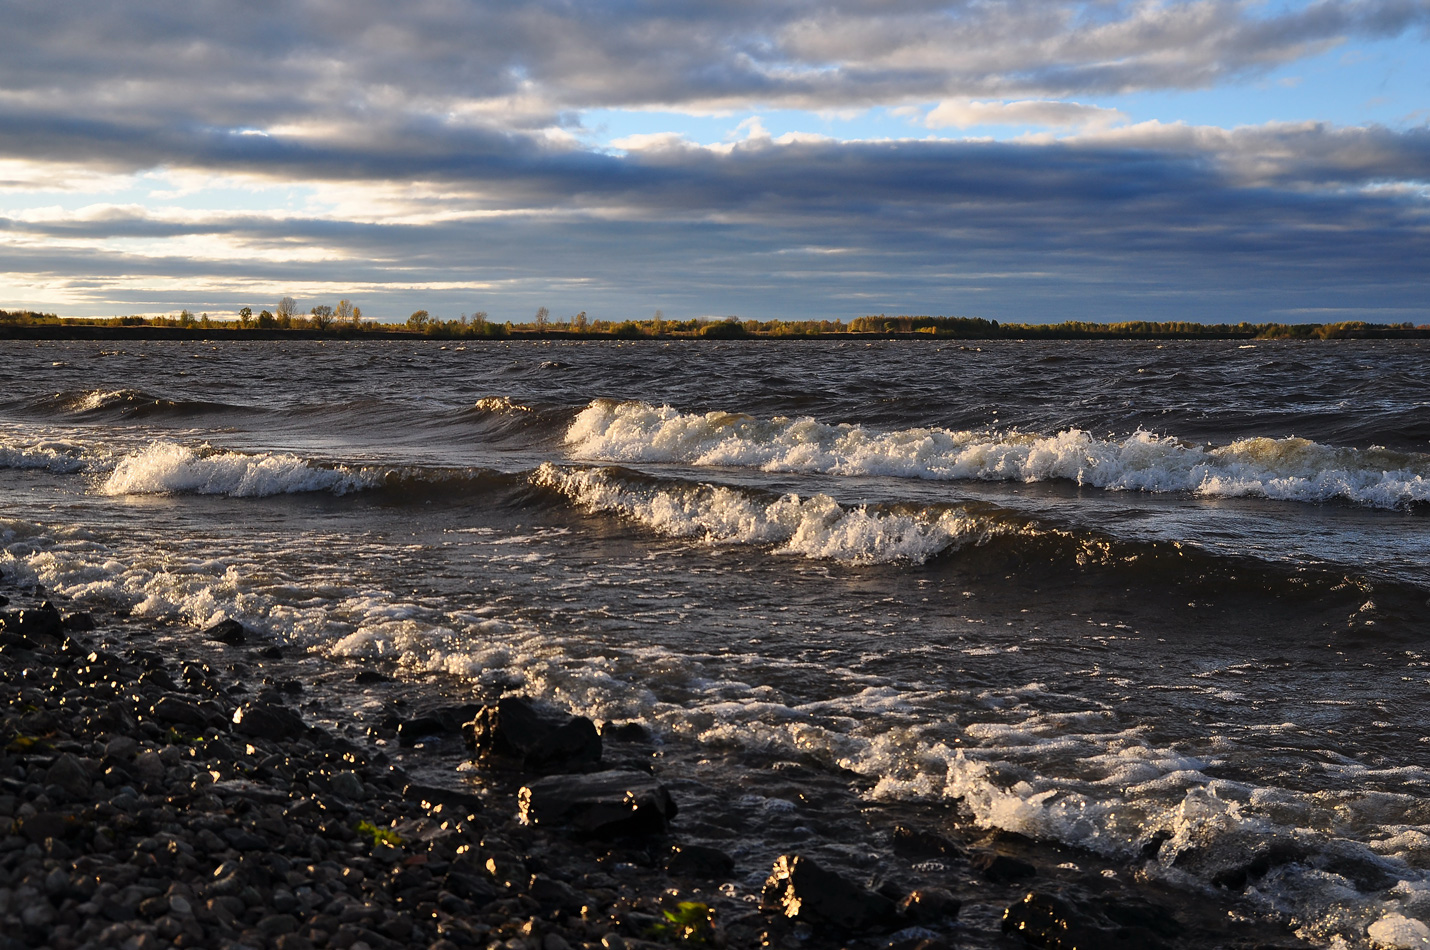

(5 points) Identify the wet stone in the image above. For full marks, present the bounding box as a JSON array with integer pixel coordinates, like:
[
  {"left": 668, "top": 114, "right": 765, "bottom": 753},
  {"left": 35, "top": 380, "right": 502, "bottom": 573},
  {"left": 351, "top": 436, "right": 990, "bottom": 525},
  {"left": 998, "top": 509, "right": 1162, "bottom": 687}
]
[
  {"left": 518, "top": 770, "right": 677, "bottom": 837},
  {"left": 232, "top": 700, "right": 306, "bottom": 739},
  {"left": 760, "top": 854, "right": 896, "bottom": 931},
  {"left": 464, "top": 696, "right": 602, "bottom": 774},
  {"left": 203, "top": 618, "right": 248, "bottom": 644},
  {"left": 972, "top": 851, "right": 1037, "bottom": 883},
  {"left": 665, "top": 843, "right": 736, "bottom": 879}
]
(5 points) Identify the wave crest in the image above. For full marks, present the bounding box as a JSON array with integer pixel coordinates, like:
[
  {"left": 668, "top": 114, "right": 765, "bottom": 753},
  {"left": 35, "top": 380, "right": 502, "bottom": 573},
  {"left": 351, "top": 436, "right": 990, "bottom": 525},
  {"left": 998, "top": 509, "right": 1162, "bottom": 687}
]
[
  {"left": 101, "top": 442, "right": 377, "bottom": 497},
  {"left": 566, "top": 400, "right": 1430, "bottom": 509},
  {"left": 533, "top": 463, "right": 985, "bottom": 564}
]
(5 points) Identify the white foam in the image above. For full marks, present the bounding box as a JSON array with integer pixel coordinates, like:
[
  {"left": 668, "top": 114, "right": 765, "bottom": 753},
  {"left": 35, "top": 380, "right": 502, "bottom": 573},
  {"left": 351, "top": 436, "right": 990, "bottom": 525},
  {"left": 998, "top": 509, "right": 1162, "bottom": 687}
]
[
  {"left": 101, "top": 442, "right": 376, "bottom": 497},
  {"left": 0, "top": 438, "right": 90, "bottom": 474},
  {"left": 566, "top": 400, "right": 1430, "bottom": 509},
  {"left": 532, "top": 463, "right": 985, "bottom": 564}
]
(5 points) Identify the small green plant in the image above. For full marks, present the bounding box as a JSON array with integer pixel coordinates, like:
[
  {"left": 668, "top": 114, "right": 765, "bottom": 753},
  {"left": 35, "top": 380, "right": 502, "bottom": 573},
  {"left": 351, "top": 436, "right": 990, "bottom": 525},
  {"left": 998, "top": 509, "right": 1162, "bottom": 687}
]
[
  {"left": 355, "top": 820, "right": 403, "bottom": 847},
  {"left": 648, "top": 901, "right": 715, "bottom": 944},
  {"left": 5, "top": 733, "right": 52, "bottom": 753}
]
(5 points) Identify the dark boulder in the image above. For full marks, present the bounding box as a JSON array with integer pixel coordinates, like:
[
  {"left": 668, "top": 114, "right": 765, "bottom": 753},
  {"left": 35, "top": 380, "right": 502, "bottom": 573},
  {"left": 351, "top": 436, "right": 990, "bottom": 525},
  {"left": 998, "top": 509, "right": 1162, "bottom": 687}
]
[
  {"left": 464, "top": 696, "right": 601, "bottom": 773},
  {"left": 232, "top": 701, "right": 306, "bottom": 739},
  {"left": 972, "top": 851, "right": 1037, "bottom": 883},
  {"left": 666, "top": 843, "right": 736, "bottom": 878},
  {"left": 892, "top": 824, "right": 965, "bottom": 860},
  {"left": 63, "top": 611, "right": 96, "bottom": 631},
  {"left": 151, "top": 696, "right": 211, "bottom": 731},
  {"left": 898, "top": 888, "right": 961, "bottom": 924},
  {"left": 760, "top": 854, "right": 896, "bottom": 931},
  {"left": 1002, "top": 892, "right": 1169, "bottom": 950},
  {"left": 518, "top": 769, "right": 677, "bottom": 837},
  {"left": 203, "top": 618, "right": 249, "bottom": 644},
  {"left": 0, "top": 602, "right": 64, "bottom": 642},
  {"left": 398, "top": 704, "right": 482, "bottom": 746}
]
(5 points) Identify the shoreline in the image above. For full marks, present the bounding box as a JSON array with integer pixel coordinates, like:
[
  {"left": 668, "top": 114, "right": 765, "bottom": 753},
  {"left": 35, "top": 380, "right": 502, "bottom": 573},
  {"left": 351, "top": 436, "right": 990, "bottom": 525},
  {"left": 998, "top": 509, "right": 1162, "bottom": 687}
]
[
  {"left": 0, "top": 573, "right": 1317, "bottom": 950},
  {"left": 3, "top": 325, "right": 1428, "bottom": 343}
]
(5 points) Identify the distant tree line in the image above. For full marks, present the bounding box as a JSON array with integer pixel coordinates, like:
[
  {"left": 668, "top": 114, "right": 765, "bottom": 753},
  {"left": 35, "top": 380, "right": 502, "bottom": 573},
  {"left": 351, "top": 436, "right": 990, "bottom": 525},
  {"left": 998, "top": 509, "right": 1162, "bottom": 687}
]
[{"left": 2, "top": 304, "right": 1427, "bottom": 341}]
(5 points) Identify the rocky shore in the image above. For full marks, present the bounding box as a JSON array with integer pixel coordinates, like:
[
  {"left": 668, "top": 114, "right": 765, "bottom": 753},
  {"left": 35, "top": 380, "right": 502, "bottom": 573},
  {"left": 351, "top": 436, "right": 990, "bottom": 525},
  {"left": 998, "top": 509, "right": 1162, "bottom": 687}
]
[{"left": 0, "top": 575, "right": 1310, "bottom": 950}]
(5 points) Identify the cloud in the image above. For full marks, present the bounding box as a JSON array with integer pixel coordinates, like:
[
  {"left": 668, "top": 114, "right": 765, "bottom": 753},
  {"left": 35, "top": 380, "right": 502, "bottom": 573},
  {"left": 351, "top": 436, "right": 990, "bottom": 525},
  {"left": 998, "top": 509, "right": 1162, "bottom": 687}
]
[
  {"left": 1, "top": 1, "right": 1427, "bottom": 321},
  {"left": 1, "top": 120, "right": 1425, "bottom": 322},
  {"left": 925, "top": 99, "right": 1128, "bottom": 130}
]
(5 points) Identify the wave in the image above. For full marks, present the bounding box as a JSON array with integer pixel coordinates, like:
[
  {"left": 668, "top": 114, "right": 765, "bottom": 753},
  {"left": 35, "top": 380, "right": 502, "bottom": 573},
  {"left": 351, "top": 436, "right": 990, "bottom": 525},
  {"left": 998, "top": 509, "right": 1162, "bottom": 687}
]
[
  {"left": 566, "top": 400, "right": 1430, "bottom": 509},
  {"left": 37, "top": 388, "right": 250, "bottom": 419},
  {"left": 534, "top": 463, "right": 997, "bottom": 564},
  {"left": 100, "top": 442, "right": 379, "bottom": 497},
  {"left": 0, "top": 437, "right": 91, "bottom": 474},
  {"left": 96, "top": 440, "right": 532, "bottom": 501}
]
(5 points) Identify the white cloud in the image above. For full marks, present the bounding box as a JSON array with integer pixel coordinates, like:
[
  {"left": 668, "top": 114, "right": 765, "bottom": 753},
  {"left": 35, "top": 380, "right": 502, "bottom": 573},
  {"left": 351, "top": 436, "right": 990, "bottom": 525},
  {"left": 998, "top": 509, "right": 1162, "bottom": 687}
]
[{"left": 925, "top": 99, "right": 1128, "bottom": 131}]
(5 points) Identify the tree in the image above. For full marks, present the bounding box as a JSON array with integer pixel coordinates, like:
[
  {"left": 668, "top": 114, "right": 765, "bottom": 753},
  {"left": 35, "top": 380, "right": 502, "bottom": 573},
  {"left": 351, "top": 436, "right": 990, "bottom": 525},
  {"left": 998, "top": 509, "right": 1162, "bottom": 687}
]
[
  {"left": 335, "top": 300, "right": 354, "bottom": 325},
  {"left": 257, "top": 309, "right": 275, "bottom": 328},
  {"left": 238, "top": 307, "right": 253, "bottom": 328},
  {"left": 573, "top": 311, "right": 588, "bottom": 332},
  {"left": 310, "top": 304, "right": 334, "bottom": 329},
  {"left": 351, "top": 306, "right": 362, "bottom": 327},
  {"left": 407, "top": 310, "right": 431, "bottom": 331},
  {"left": 534, "top": 306, "right": 549, "bottom": 333},
  {"left": 652, "top": 309, "right": 665, "bottom": 335},
  {"left": 275, "top": 297, "right": 297, "bottom": 325}
]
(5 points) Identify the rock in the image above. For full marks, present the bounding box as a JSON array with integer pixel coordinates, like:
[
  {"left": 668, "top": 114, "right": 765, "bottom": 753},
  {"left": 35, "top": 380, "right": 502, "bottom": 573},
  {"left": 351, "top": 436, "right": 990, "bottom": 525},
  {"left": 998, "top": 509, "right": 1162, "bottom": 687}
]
[
  {"left": 892, "top": 825, "right": 965, "bottom": 860},
  {"left": 133, "top": 750, "right": 166, "bottom": 785},
  {"left": 330, "top": 770, "right": 368, "bottom": 801},
  {"left": 527, "top": 874, "right": 587, "bottom": 912},
  {"left": 203, "top": 618, "right": 248, "bottom": 644},
  {"left": 1001, "top": 892, "right": 1168, "bottom": 950},
  {"left": 106, "top": 736, "right": 139, "bottom": 759},
  {"left": 972, "top": 851, "right": 1037, "bottom": 883},
  {"left": 897, "top": 888, "right": 961, "bottom": 924},
  {"left": 518, "top": 770, "right": 677, "bottom": 837},
  {"left": 45, "top": 753, "right": 94, "bottom": 799},
  {"left": 665, "top": 844, "right": 735, "bottom": 878},
  {"left": 397, "top": 716, "right": 447, "bottom": 746},
  {"left": 0, "top": 602, "right": 64, "bottom": 641},
  {"left": 18, "top": 810, "right": 69, "bottom": 843},
  {"left": 464, "top": 696, "right": 602, "bottom": 773},
  {"left": 600, "top": 721, "right": 651, "bottom": 742},
  {"left": 151, "top": 696, "right": 210, "bottom": 730},
  {"left": 232, "top": 701, "right": 306, "bottom": 739},
  {"left": 760, "top": 854, "right": 896, "bottom": 931},
  {"left": 403, "top": 783, "right": 484, "bottom": 814},
  {"left": 63, "top": 611, "right": 96, "bottom": 631},
  {"left": 354, "top": 669, "right": 389, "bottom": 684}
]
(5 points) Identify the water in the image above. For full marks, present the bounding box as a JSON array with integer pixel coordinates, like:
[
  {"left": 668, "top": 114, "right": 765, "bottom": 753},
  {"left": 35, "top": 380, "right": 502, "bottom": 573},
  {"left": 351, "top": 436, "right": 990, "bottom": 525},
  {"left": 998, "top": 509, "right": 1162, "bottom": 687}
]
[{"left": 3, "top": 338, "right": 1430, "bottom": 947}]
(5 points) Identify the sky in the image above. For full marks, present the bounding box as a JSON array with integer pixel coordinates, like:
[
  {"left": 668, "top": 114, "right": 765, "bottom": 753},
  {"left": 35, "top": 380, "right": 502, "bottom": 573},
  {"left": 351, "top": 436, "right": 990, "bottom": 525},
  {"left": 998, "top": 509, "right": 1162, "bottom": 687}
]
[{"left": 1, "top": 0, "right": 1427, "bottom": 325}]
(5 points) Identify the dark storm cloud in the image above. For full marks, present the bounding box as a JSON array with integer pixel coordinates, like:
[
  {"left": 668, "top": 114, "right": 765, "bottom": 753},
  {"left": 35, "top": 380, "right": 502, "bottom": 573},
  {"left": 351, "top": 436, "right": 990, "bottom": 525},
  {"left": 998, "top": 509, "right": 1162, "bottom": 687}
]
[
  {"left": 4, "top": 126, "right": 1425, "bottom": 321},
  {"left": 4, "top": 0, "right": 1428, "bottom": 151},
  {"left": 2, "top": 0, "right": 1427, "bottom": 321}
]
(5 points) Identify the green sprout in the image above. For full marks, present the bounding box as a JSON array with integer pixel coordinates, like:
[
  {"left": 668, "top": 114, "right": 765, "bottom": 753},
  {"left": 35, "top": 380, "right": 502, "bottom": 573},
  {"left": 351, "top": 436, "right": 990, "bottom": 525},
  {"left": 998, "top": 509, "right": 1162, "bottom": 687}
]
[
  {"left": 647, "top": 902, "right": 715, "bottom": 944},
  {"left": 354, "top": 820, "right": 403, "bottom": 847}
]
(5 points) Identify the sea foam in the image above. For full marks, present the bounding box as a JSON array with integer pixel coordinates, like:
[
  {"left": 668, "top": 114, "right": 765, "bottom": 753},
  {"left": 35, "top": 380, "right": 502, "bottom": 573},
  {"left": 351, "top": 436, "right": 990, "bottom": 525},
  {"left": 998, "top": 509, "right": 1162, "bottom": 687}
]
[
  {"left": 533, "top": 463, "right": 986, "bottom": 564},
  {"left": 566, "top": 400, "right": 1430, "bottom": 509},
  {"left": 101, "top": 442, "right": 376, "bottom": 497},
  {"left": 0, "top": 438, "right": 90, "bottom": 474}
]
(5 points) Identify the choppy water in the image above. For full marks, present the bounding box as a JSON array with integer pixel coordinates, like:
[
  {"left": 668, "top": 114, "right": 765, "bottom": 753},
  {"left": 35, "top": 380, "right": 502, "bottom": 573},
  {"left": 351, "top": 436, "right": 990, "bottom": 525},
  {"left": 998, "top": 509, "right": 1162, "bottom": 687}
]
[{"left": 3, "top": 338, "right": 1430, "bottom": 947}]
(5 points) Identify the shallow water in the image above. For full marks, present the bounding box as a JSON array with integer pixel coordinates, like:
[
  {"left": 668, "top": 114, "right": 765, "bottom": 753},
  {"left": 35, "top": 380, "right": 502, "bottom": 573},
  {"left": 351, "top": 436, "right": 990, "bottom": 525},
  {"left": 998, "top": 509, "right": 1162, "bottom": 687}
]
[{"left": 3, "top": 338, "right": 1430, "bottom": 947}]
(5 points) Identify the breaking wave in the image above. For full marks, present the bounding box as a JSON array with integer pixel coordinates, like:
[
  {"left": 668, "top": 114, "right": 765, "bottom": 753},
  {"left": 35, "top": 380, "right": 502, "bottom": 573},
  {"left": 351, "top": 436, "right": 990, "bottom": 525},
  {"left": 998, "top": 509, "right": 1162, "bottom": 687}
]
[
  {"left": 0, "top": 437, "right": 91, "bottom": 474},
  {"left": 100, "top": 442, "right": 378, "bottom": 497},
  {"left": 533, "top": 463, "right": 988, "bottom": 564},
  {"left": 567, "top": 400, "right": 1430, "bottom": 509}
]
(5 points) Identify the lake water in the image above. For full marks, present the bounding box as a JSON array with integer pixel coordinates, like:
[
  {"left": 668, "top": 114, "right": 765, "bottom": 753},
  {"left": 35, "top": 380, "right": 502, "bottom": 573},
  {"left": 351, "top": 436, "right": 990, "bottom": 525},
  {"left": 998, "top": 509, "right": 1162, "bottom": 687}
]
[{"left": 3, "top": 338, "right": 1429, "bottom": 947}]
